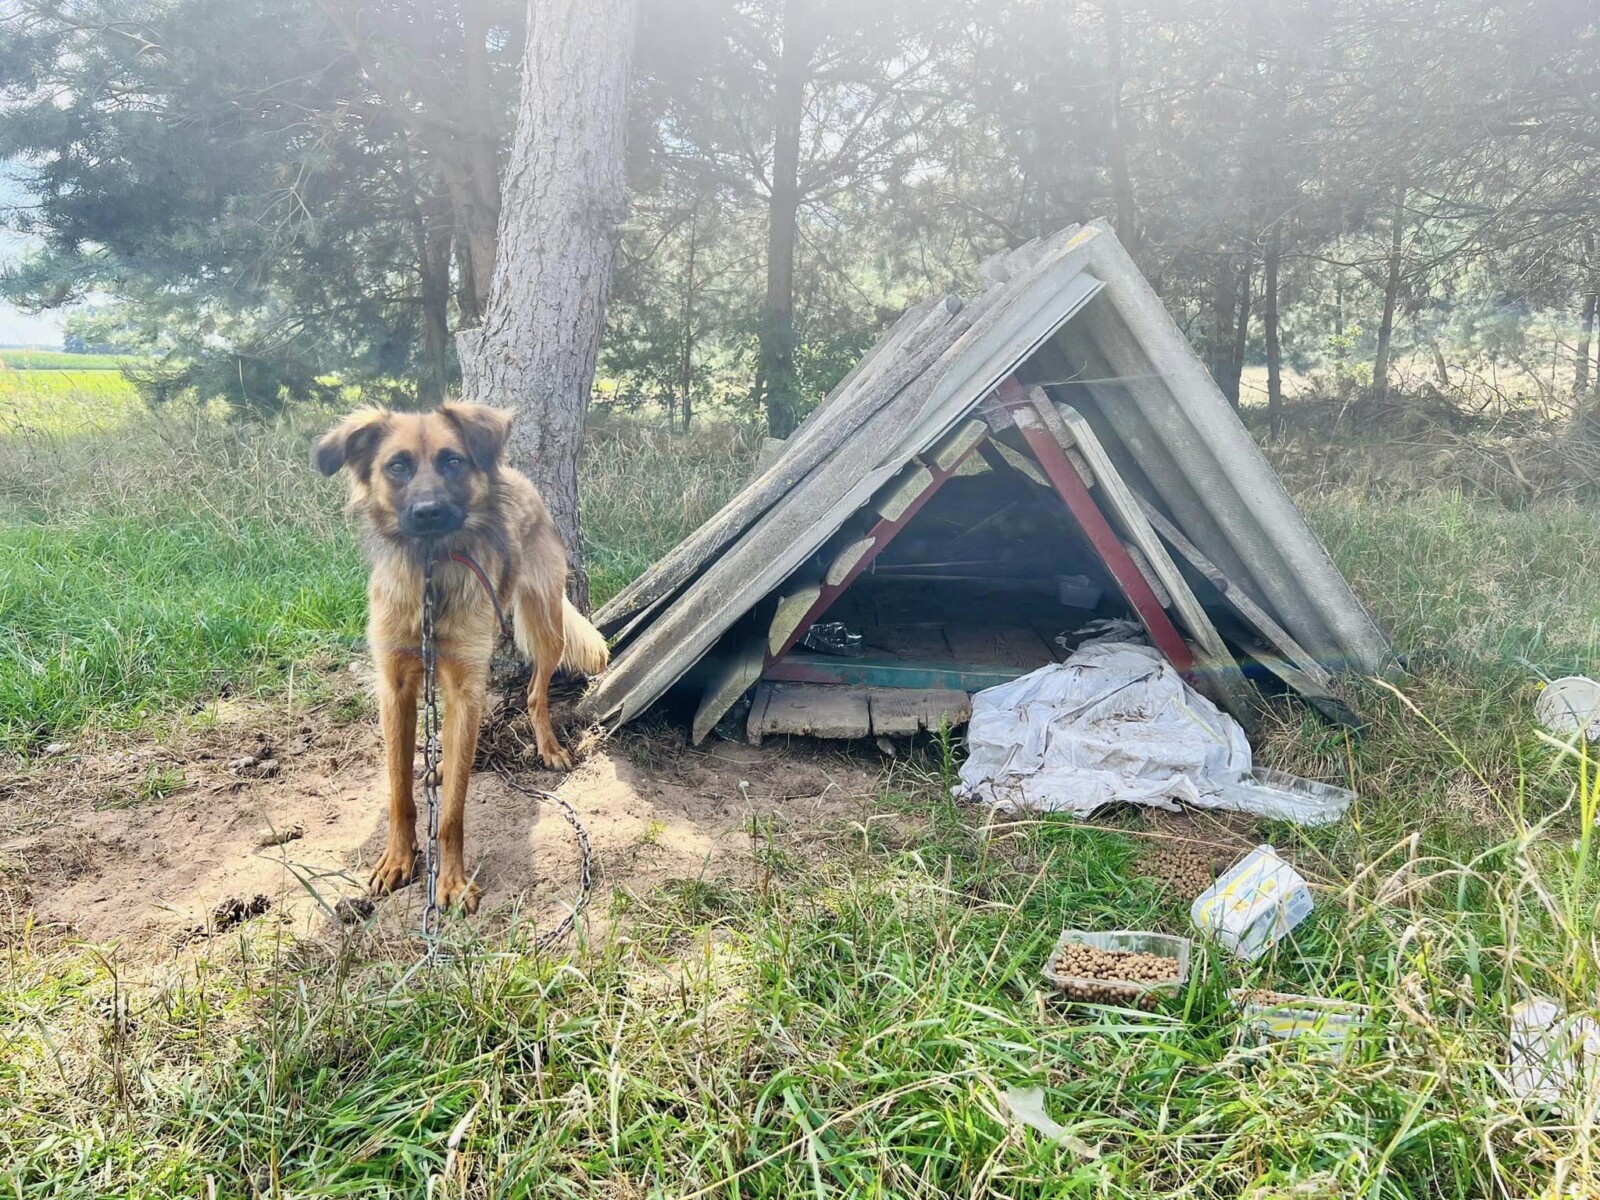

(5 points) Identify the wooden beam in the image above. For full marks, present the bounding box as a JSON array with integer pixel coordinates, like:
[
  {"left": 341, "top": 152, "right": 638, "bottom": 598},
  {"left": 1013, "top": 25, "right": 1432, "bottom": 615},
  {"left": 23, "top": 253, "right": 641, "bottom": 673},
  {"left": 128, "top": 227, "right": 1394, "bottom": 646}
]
[
  {"left": 691, "top": 635, "right": 767, "bottom": 745},
  {"left": 1131, "top": 489, "right": 1339, "bottom": 694},
  {"left": 868, "top": 688, "right": 972, "bottom": 734},
  {"left": 1003, "top": 391, "right": 1196, "bottom": 673},
  {"left": 748, "top": 683, "right": 871, "bottom": 742}
]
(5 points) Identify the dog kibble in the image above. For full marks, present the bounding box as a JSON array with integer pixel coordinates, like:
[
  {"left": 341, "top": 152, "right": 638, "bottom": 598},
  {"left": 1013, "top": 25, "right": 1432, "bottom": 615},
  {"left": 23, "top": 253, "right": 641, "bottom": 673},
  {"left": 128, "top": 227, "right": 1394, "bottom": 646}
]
[
  {"left": 1051, "top": 944, "right": 1181, "bottom": 1011},
  {"left": 1137, "top": 844, "right": 1230, "bottom": 899}
]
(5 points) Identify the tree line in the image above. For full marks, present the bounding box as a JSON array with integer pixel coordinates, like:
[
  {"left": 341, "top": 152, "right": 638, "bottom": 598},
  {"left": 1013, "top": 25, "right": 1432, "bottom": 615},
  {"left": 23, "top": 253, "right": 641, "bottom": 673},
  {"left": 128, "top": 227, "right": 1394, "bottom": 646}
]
[{"left": 3, "top": 0, "right": 1597, "bottom": 437}]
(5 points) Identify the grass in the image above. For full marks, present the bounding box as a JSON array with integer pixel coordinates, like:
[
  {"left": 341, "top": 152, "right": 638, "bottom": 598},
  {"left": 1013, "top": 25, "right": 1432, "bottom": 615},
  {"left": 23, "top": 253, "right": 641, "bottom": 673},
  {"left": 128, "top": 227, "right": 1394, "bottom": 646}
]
[
  {"left": 0, "top": 349, "right": 140, "bottom": 371},
  {"left": 4, "top": 389, "right": 1600, "bottom": 1196}
]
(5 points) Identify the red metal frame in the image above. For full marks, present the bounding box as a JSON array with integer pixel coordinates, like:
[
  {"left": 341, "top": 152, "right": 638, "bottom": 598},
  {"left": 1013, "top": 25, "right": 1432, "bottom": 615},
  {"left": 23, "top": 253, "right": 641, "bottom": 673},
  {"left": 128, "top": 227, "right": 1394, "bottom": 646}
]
[{"left": 999, "top": 381, "right": 1196, "bottom": 671}]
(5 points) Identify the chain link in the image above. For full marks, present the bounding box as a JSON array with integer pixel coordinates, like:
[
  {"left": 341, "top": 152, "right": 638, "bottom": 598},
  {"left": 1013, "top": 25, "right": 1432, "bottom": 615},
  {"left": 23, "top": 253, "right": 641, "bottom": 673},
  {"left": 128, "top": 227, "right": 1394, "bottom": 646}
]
[
  {"left": 420, "top": 555, "right": 443, "bottom": 962},
  {"left": 415, "top": 554, "right": 592, "bottom": 964}
]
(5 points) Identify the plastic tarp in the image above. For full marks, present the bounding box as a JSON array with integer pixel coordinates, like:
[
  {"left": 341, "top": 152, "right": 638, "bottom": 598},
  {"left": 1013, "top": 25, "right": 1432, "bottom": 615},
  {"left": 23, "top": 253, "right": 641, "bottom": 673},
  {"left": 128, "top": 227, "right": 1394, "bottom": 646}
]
[{"left": 956, "top": 642, "right": 1350, "bottom": 825}]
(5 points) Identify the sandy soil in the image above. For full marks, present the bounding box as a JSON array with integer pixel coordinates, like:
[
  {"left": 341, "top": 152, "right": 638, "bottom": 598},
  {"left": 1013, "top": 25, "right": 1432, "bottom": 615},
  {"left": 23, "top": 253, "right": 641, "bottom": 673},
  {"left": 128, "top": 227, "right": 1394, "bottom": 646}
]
[{"left": 0, "top": 669, "right": 890, "bottom": 953}]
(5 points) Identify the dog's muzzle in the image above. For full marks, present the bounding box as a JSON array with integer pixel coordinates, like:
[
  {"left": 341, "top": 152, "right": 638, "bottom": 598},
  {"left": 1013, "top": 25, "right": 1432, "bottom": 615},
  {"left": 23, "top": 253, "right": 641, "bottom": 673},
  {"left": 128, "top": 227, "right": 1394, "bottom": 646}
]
[{"left": 401, "top": 499, "right": 466, "bottom": 538}]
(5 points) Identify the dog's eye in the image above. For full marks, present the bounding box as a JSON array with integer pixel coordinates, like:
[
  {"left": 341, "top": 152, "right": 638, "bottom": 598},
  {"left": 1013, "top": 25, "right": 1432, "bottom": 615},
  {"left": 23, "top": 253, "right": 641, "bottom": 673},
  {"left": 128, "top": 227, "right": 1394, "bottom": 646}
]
[
  {"left": 384, "top": 457, "right": 413, "bottom": 482},
  {"left": 438, "top": 453, "right": 466, "bottom": 476}
]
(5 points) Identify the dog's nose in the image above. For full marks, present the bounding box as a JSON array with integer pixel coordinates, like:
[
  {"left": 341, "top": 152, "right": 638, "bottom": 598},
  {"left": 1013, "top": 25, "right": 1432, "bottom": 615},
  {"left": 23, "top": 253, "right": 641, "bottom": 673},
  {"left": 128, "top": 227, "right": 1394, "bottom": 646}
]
[{"left": 407, "top": 500, "right": 449, "bottom": 530}]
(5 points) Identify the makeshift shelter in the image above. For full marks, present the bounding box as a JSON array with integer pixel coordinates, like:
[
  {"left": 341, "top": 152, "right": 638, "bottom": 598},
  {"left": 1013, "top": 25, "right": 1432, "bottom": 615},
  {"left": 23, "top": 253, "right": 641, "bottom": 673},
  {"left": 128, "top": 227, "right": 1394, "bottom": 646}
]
[{"left": 585, "top": 221, "right": 1391, "bottom": 744}]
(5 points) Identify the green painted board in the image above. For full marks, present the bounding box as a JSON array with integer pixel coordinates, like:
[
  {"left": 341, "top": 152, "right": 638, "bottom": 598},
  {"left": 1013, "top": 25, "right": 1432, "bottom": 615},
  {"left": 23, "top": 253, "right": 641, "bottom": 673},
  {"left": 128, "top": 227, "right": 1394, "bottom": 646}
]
[{"left": 763, "top": 651, "right": 1025, "bottom": 692}]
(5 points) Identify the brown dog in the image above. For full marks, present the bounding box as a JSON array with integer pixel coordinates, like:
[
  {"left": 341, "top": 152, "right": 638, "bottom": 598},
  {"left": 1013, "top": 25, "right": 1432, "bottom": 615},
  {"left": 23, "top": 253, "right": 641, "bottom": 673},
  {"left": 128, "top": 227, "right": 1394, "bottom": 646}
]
[{"left": 313, "top": 402, "right": 608, "bottom": 912}]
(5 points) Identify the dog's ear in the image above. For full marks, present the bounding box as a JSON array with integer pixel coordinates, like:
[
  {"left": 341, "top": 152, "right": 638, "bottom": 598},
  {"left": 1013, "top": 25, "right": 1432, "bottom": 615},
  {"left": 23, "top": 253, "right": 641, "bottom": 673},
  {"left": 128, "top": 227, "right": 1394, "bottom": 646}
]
[
  {"left": 312, "top": 408, "right": 389, "bottom": 478},
  {"left": 440, "top": 402, "right": 514, "bottom": 472}
]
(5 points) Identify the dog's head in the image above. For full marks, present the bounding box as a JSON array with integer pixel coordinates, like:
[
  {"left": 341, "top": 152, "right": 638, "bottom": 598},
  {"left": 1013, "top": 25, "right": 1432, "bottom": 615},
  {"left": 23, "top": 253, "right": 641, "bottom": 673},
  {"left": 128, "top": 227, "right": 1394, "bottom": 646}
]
[{"left": 312, "top": 402, "right": 514, "bottom": 540}]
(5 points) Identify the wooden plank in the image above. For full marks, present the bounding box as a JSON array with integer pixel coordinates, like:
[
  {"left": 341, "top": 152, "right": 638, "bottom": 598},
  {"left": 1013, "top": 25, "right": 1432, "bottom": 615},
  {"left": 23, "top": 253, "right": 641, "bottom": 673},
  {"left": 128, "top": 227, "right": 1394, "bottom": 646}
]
[
  {"left": 825, "top": 536, "right": 876, "bottom": 586},
  {"left": 868, "top": 688, "right": 972, "bottom": 735},
  {"left": 941, "top": 625, "right": 1058, "bottom": 669},
  {"left": 769, "top": 580, "right": 823, "bottom": 657},
  {"left": 1006, "top": 393, "right": 1196, "bottom": 673},
  {"left": 978, "top": 440, "right": 1052, "bottom": 490},
  {"left": 1243, "top": 649, "right": 1363, "bottom": 728},
  {"left": 747, "top": 683, "right": 871, "bottom": 741},
  {"left": 764, "top": 654, "right": 1025, "bottom": 692},
  {"left": 1122, "top": 541, "right": 1173, "bottom": 608},
  {"left": 874, "top": 464, "right": 935, "bottom": 522},
  {"left": 1039, "top": 396, "right": 1259, "bottom": 726},
  {"left": 1131, "top": 489, "right": 1341, "bottom": 695},
  {"left": 691, "top": 635, "right": 766, "bottom": 745},
  {"left": 928, "top": 419, "right": 988, "bottom": 472}
]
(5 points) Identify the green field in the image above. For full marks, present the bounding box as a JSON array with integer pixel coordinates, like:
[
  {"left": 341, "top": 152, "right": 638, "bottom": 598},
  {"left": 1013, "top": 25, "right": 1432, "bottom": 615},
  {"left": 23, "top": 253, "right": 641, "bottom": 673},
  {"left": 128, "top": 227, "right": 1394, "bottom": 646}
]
[
  {"left": 3, "top": 386, "right": 1600, "bottom": 1197},
  {"left": 0, "top": 348, "right": 139, "bottom": 370}
]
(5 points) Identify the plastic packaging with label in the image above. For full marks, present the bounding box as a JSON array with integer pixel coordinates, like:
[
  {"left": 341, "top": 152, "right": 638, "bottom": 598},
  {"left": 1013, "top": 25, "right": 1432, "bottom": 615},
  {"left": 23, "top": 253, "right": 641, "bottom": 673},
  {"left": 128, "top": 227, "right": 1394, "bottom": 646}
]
[{"left": 1190, "top": 845, "right": 1314, "bottom": 961}]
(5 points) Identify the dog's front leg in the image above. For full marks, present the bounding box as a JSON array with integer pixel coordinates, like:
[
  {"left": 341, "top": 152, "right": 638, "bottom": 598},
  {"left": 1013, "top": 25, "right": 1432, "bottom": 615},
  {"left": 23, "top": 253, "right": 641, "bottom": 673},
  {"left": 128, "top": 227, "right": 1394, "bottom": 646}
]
[
  {"left": 435, "top": 654, "right": 487, "bottom": 913},
  {"left": 370, "top": 650, "right": 421, "bottom": 895}
]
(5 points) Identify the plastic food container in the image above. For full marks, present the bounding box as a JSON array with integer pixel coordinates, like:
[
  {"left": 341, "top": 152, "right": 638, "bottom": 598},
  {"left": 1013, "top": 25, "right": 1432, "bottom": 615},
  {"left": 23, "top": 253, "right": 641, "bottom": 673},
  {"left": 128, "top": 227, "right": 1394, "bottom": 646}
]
[
  {"left": 1055, "top": 574, "right": 1104, "bottom": 610},
  {"left": 1536, "top": 676, "right": 1600, "bottom": 743},
  {"left": 1231, "top": 988, "right": 1369, "bottom": 1054},
  {"left": 1191, "top": 845, "right": 1313, "bottom": 961},
  {"left": 1042, "top": 929, "right": 1193, "bottom": 1008}
]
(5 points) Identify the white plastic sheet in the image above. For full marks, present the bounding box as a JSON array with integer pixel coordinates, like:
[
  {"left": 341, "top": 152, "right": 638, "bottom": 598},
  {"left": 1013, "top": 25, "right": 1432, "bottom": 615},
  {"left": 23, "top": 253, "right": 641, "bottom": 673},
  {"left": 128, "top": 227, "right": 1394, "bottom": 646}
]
[{"left": 956, "top": 642, "right": 1350, "bottom": 825}]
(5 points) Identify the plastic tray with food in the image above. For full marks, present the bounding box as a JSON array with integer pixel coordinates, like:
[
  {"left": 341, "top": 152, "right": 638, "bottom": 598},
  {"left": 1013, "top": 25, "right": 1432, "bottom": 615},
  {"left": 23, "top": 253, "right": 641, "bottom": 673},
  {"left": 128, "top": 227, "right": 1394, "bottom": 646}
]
[{"left": 1043, "top": 930, "right": 1193, "bottom": 1010}]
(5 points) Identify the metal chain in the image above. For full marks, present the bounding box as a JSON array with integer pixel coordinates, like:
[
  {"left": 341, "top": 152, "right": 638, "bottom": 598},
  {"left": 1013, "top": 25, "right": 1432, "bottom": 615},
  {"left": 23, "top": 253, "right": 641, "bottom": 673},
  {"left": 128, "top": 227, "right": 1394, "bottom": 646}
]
[
  {"left": 493, "top": 764, "right": 593, "bottom": 951},
  {"left": 414, "top": 554, "right": 593, "bottom": 963},
  {"left": 420, "top": 554, "right": 443, "bottom": 962}
]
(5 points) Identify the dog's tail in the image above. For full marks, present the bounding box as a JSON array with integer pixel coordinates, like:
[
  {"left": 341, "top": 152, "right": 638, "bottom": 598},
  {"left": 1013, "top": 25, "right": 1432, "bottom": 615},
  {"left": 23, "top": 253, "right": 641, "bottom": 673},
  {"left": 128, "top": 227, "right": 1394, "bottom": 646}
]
[{"left": 559, "top": 597, "right": 610, "bottom": 677}]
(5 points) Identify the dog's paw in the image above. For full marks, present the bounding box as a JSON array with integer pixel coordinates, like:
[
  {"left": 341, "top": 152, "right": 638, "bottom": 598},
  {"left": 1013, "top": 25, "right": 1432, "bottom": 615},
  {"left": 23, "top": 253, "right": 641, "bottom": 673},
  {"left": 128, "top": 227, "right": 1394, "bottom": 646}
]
[
  {"left": 437, "top": 870, "right": 481, "bottom": 913},
  {"left": 368, "top": 842, "right": 418, "bottom": 895},
  {"left": 538, "top": 744, "right": 574, "bottom": 771}
]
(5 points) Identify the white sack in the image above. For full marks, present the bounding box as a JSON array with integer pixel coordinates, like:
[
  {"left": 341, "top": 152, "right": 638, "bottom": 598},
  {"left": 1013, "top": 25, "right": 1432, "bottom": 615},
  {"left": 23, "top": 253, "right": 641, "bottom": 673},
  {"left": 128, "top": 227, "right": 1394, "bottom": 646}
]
[{"left": 957, "top": 641, "right": 1265, "bottom": 818}]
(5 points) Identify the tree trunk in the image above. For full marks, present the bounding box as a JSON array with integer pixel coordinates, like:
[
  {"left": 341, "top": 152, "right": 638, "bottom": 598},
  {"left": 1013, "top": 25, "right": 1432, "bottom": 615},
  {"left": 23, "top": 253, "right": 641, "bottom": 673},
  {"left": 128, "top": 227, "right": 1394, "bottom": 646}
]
[
  {"left": 1228, "top": 256, "right": 1252, "bottom": 405},
  {"left": 1264, "top": 221, "right": 1283, "bottom": 437},
  {"left": 1209, "top": 256, "right": 1237, "bottom": 404},
  {"left": 679, "top": 208, "right": 699, "bottom": 433},
  {"left": 1102, "top": 0, "right": 1139, "bottom": 258},
  {"left": 758, "top": 0, "right": 812, "bottom": 438},
  {"left": 418, "top": 190, "right": 454, "bottom": 407},
  {"left": 456, "top": 0, "right": 637, "bottom": 610},
  {"left": 1372, "top": 183, "right": 1406, "bottom": 398},
  {"left": 453, "top": 0, "right": 505, "bottom": 324},
  {"left": 1577, "top": 235, "right": 1596, "bottom": 398}
]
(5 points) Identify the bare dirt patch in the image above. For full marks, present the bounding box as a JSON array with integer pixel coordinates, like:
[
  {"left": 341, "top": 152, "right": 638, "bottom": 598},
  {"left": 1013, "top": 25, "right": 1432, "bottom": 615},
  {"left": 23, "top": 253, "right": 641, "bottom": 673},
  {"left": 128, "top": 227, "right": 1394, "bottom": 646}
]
[{"left": 0, "top": 670, "right": 891, "bottom": 952}]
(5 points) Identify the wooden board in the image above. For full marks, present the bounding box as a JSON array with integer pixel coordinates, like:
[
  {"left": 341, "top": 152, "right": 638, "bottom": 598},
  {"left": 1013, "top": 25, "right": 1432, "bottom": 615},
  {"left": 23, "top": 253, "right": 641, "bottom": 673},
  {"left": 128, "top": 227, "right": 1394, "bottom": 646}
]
[
  {"left": 1131, "top": 490, "right": 1339, "bottom": 694},
  {"left": 769, "top": 580, "right": 823, "bottom": 656},
  {"left": 747, "top": 683, "right": 871, "bottom": 742},
  {"left": 867, "top": 688, "right": 972, "bottom": 734},
  {"left": 691, "top": 634, "right": 766, "bottom": 745},
  {"left": 941, "top": 624, "right": 1058, "bottom": 669},
  {"left": 826, "top": 536, "right": 876, "bottom": 586}
]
